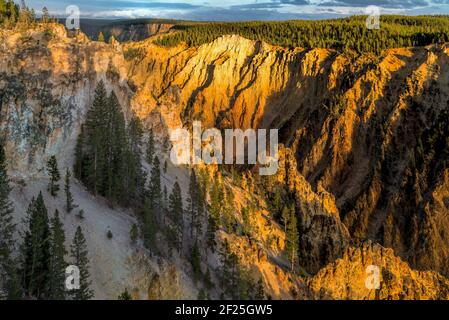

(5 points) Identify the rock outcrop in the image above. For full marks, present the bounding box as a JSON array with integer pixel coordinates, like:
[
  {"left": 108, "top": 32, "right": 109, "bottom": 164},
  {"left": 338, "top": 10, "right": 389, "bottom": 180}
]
[{"left": 306, "top": 242, "right": 449, "bottom": 300}]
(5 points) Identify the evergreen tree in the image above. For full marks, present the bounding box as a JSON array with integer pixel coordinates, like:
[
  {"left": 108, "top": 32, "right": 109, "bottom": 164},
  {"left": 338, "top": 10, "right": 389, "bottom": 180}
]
[
  {"left": 206, "top": 211, "right": 218, "bottom": 253},
  {"left": 0, "top": 0, "right": 19, "bottom": 26},
  {"left": 222, "top": 187, "right": 236, "bottom": 232},
  {"left": 74, "top": 124, "right": 86, "bottom": 180},
  {"left": 0, "top": 0, "right": 6, "bottom": 17},
  {"left": 149, "top": 156, "right": 162, "bottom": 214},
  {"left": 41, "top": 6, "right": 49, "bottom": 22},
  {"left": 70, "top": 226, "right": 93, "bottom": 300},
  {"left": 197, "top": 288, "right": 207, "bottom": 300},
  {"left": 146, "top": 129, "right": 155, "bottom": 165},
  {"left": 190, "top": 242, "right": 202, "bottom": 283},
  {"left": 204, "top": 268, "right": 214, "bottom": 290},
  {"left": 270, "top": 187, "right": 282, "bottom": 219},
  {"left": 21, "top": 192, "right": 51, "bottom": 299},
  {"left": 163, "top": 185, "right": 168, "bottom": 219},
  {"left": 208, "top": 177, "right": 223, "bottom": 227},
  {"left": 285, "top": 209, "right": 299, "bottom": 272},
  {"left": 143, "top": 198, "right": 157, "bottom": 251},
  {"left": 130, "top": 223, "right": 138, "bottom": 244},
  {"left": 84, "top": 81, "right": 108, "bottom": 195},
  {"left": 255, "top": 278, "right": 266, "bottom": 300},
  {"left": 241, "top": 206, "right": 252, "bottom": 236},
  {"left": 167, "top": 181, "right": 183, "bottom": 251},
  {"left": 219, "top": 240, "right": 239, "bottom": 299},
  {"left": 76, "top": 82, "right": 145, "bottom": 207},
  {"left": 281, "top": 205, "right": 290, "bottom": 234},
  {"left": 187, "top": 169, "right": 204, "bottom": 239},
  {"left": 64, "top": 169, "right": 77, "bottom": 213},
  {"left": 48, "top": 210, "right": 67, "bottom": 300},
  {"left": 143, "top": 151, "right": 158, "bottom": 250},
  {"left": 206, "top": 177, "right": 222, "bottom": 252},
  {"left": 0, "top": 143, "right": 21, "bottom": 299},
  {"left": 47, "top": 156, "right": 61, "bottom": 197},
  {"left": 118, "top": 288, "right": 132, "bottom": 300},
  {"left": 105, "top": 91, "right": 127, "bottom": 203},
  {"left": 98, "top": 32, "right": 105, "bottom": 42},
  {"left": 75, "top": 83, "right": 146, "bottom": 209},
  {"left": 123, "top": 116, "right": 145, "bottom": 206}
]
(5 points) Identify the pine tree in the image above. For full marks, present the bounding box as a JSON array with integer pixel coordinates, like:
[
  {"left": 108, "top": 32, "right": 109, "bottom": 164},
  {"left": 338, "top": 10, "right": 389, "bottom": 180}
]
[
  {"left": 74, "top": 124, "right": 86, "bottom": 180},
  {"left": 21, "top": 192, "right": 51, "bottom": 299},
  {"left": 281, "top": 205, "right": 290, "bottom": 234},
  {"left": 0, "top": 0, "right": 19, "bottom": 26},
  {"left": 270, "top": 187, "right": 282, "bottom": 219},
  {"left": 204, "top": 268, "right": 214, "bottom": 290},
  {"left": 105, "top": 91, "right": 127, "bottom": 203},
  {"left": 222, "top": 187, "right": 236, "bottom": 232},
  {"left": 130, "top": 223, "right": 138, "bottom": 244},
  {"left": 197, "top": 288, "right": 207, "bottom": 300},
  {"left": 163, "top": 185, "right": 168, "bottom": 219},
  {"left": 48, "top": 210, "right": 67, "bottom": 300},
  {"left": 187, "top": 169, "right": 204, "bottom": 239},
  {"left": 206, "top": 178, "right": 222, "bottom": 252},
  {"left": 219, "top": 240, "right": 239, "bottom": 299},
  {"left": 167, "top": 181, "right": 183, "bottom": 251},
  {"left": 118, "top": 288, "right": 132, "bottom": 300},
  {"left": 0, "top": 143, "right": 21, "bottom": 299},
  {"left": 146, "top": 129, "right": 155, "bottom": 165},
  {"left": 206, "top": 211, "right": 218, "bottom": 253},
  {"left": 241, "top": 206, "right": 252, "bottom": 236},
  {"left": 149, "top": 156, "right": 162, "bottom": 214},
  {"left": 75, "top": 84, "right": 146, "bottom": 208},
  {"left": 285, "top": 209, "right": 299, "bottom": 272},
  {"left": 41, "top": 6, "right": 49, "bottom": 22},
  {"left": 84, "top": 81, "right": 108, "bottom": 195},
  {"left": 64, "top": 169, "right": 77, "bottom": 213},
  {"left": 123, "top": 116, "right": 145, "bottom": 205},
  {"left": 190, "top": 242, "right": 202, "bottom": 283},
  {"left": 255, "top": 278, "right": 265, "bottom": 300},
  {"left": 98, "top": 32, "right": 105, "bottom": 42},
  {"left": 70, "top": 226, "right": 93, "bottom": 300},
  {"left": 47, "top": 155, "right": 61, "bottom": 197},
  {"left": 208, "top": 177, "right": 223, "bottom": 227},
  {"left": 143, "top": 198, "right": 157, "bottom": 251},
  {"left": 143, "top": 152, "right": 160, "bottom": 250}
]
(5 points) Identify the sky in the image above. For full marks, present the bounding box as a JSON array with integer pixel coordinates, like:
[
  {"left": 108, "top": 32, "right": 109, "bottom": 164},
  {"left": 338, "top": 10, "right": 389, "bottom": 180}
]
[{"left": 25, "top": 0, "right": 449, "bottom": 21}]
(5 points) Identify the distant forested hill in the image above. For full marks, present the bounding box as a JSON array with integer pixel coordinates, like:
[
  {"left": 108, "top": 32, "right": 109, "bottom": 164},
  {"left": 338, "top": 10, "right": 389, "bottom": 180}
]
[
  {"left": 68, "top": 18, "right": 186, "bottom": 42},
  {"left": 154, "top": 15, "right": 449, "bottom": 54}
]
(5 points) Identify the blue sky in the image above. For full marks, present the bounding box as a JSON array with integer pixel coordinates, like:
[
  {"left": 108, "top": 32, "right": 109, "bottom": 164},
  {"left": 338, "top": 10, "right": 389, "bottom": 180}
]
[{"left": 26, "top": 0, "right": 449, "bottom": 20}]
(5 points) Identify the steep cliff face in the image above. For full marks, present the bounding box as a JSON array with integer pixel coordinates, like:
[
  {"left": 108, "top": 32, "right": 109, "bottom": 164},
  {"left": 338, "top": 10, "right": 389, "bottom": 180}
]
[
  {"left": 1, "top": 23, "right": 449, "bottom": 299},
  {"left": 306, "top": 242, "right": 449, "bottom": 300},
  {"left": 125, "top": 36, "right": 449, "bottom": 279},
  {"left": 0, "top": 23, "right": 132, "bottom": 177}
]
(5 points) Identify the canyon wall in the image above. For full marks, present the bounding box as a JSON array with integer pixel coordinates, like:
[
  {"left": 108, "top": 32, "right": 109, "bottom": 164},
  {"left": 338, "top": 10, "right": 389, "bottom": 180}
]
[{"left": 1, "top": 23, "right": 449, "bottom": 299}]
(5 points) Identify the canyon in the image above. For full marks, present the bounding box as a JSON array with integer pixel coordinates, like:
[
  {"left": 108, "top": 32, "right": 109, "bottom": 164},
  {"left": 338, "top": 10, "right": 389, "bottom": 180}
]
[{"left": 1, "top": 22, "right": 449, "bottom": 299}]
